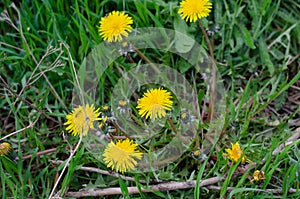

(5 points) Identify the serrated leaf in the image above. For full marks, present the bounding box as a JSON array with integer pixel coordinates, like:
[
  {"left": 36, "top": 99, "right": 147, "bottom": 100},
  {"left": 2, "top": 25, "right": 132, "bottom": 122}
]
[
  {"left": 238, "top": 24, "right": 256, "bottom": 49},
  {"left": 173, "top": 15, "right": 195, "bottom": 53},
  {"left": 259, "top": 37, "right": 274, "bottom": 74}
]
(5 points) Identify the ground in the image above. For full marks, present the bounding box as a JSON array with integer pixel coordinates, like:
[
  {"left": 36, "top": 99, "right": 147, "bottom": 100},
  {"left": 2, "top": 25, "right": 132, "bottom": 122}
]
[{"left": 0, "top": 0, "right": 299, "bottom": 198}]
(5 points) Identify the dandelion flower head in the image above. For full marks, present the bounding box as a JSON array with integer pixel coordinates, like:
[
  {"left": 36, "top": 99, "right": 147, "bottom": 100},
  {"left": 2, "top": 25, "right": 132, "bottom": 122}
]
[
  {"left": 178, "top": 0, "right": 212, "bottom": 22},
  {"left": 64, "top": 104, "right": 101, "bottom": 136},
  {"left": 225, "top": 142, "right": 246, "bottom": 163},
  {"left": 0, "top": 142, "right": 12, "bottom": 156},
  {"left": 103, "top": 139, "right": 143, "bottom": 173},
  {"left": 101, "top": 105, "right": 110, "bottom": 112},
  {"left": 119, "top": 100, "right": 128, "bottom": 107},
  {"left": 252, "top": 170, "right": 265, "bottom": 182},
  {"left": 117, "top": 100, "right": 130, "bottom": 114},
  {"left": 137, "top": 88, "right": 173, "bottom": 120},
  {"left": 99, "top": 11, "right": 133, "bottom": 42}
]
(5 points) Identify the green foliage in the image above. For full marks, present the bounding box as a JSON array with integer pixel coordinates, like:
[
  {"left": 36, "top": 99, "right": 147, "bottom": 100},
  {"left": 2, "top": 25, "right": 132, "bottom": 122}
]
[{"left": 0, "top": 0, "right": 299, "bottom": 198}]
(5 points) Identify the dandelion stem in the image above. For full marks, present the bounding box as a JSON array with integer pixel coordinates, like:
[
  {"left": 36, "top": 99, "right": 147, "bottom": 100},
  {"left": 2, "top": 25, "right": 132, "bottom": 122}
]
[
  {"left": 165, "top": 115, "right": 186, "bottom": 144},
  {"left": 110, "top": 120, "right": 131, "bottom": 139},
  {"left": 198, "top": 20, "right": 216, "bottom": 122},
  {"left": 131, "top": 44, "right": 161, "bottom": 74},
  {"left": 165, "top": 115, "right": 178, "bottom": 135}
]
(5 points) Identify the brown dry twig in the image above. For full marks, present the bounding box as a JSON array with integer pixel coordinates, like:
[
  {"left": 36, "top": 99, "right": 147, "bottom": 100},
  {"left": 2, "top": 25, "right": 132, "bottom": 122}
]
[
  {"left": 66, "top": 176, "right": 224, "bottom": 197},
  {"left": 64, "top": 163, "right": 256, "bottom": 197},
  {"left": 22, "top": 148, "right": 57, "bottom": 160},
  {"left": 0, "top": 76, "right": 60, "bottom": 125},
  {"left": 51, "top": 160, "right": 164, "bottom": 184},
  {"left": 0, "top": 3, "right": 68, "bottom": 113},
  {"left": 0, "top": 112, "right": 41, "bottom": 141}
]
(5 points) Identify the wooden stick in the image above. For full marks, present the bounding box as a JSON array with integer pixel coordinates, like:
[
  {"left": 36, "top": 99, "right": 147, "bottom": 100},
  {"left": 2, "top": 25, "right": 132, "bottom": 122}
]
[
  {"left": 66, "top": 176, "right": 224, "bottom": 197},
  {"left": 51, "top": 160, "right": 164, "bottom": 184},
  {"left": 22, "top": 148, "right": 57, "bottom": 160}
]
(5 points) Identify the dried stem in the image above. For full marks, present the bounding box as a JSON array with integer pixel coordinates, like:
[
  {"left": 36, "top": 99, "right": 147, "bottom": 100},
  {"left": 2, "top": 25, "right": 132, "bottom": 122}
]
[
  {"left": 22, "top": 148, "right": 57, "bottom": 160},
  {"left": 48, "top": 135, "right": 83, "bottom": 199},
  {"left": 13, "top": 4, "right": 68, "bottom": 111},
  {"left": 48, "top": 41, "right": 90, "bottom": 198},
  {"left": 51, "top": 160, "right": 164, "bottom": 184},
  {"left": 61, "top": 42, "right": 86, "bottom": 109},
  {"left": 0, "top": 112, "right": 41, "bottom": 141},
  {"left": 66, "top": 176, "right": 224, "bottom": 197},
  {"left": 0, "top": 76, "right": 59, "bottom": 125},
  {"left": 64, "top": 161, "right": 256, "bottom": 197},
  {"left": 0, "top": 41, "right": 25, "bottom": 52},
  {"left": 1, "top": 4, "right": 68, "bottom": 120}
]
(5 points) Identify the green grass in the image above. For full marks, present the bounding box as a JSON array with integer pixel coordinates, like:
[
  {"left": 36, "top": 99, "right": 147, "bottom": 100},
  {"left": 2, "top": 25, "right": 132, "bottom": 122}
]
[{"left": 0, "top": 0, "right": 300, "bottom": 198}]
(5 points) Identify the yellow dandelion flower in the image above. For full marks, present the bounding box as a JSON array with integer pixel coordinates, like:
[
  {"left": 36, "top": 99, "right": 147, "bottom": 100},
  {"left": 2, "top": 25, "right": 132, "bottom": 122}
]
[
  {"left": 98, "top": 11, "right": 133, "bottom": 42},
  {"left": 178, "top": 0, "right": 212, "bottom": 22},
  {"left": 193, "top": 149, "right": 200, "bottom": 156},
  {"left": 122, "top": 41, "right": 128, "bottom": 47},
  {"left": 99, "top": 115, "right": 108, "bottom": 128},
  {"left": 225, "top": 142, "right": 246, "bottom": 163},
  {"left": 103, "top": 139, "right": 143, "bottom": 173},
  {"left": 0, "top": 142, "right": 12, "bottom": 156},
  {"left": 101, "top": 105, "right": 110, "bottom": 112},
  {"left": 119, "top": 100, "right": 128, "bottom": 106},
  {"left": 252, "top": 170, "right": 265, "bottom": 182},
  {"left": 181, "top": 112, "right": 187, "bottom": 119},
  {"left": 64, "top": 104, "right": 101, "bottom": 136},
  {"left": 117, "top": 100, "right": 130, "bottom": 114},
  {"left": 137, "top": 88, "right": 173, "bottom": 120}
]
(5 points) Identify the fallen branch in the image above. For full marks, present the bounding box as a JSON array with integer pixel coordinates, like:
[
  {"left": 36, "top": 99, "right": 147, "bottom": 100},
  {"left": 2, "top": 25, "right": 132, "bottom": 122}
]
[
  {"left": 51, "top": 160, "right": 164, "bottom": 184},
  {"left": 22, "top": 148, "right": 57, "bottom": 160},
  {"left": 63, "top": 160, "right": 256, "bottom": 197},
  {"left": 66, "top": 176, "right": 224, "bottom": 197}
]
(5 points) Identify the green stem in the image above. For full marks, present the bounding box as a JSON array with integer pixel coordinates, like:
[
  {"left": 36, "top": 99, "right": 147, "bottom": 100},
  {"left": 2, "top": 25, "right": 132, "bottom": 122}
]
[
  {"left": 166, "top": 115, "right": 179, "bottom": 135},
  {"left": 198, "top": 20, "right": 216, "bottom": 122},
  {"left": 131, "top": 44, "right": 161, "bottom": 74}
]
